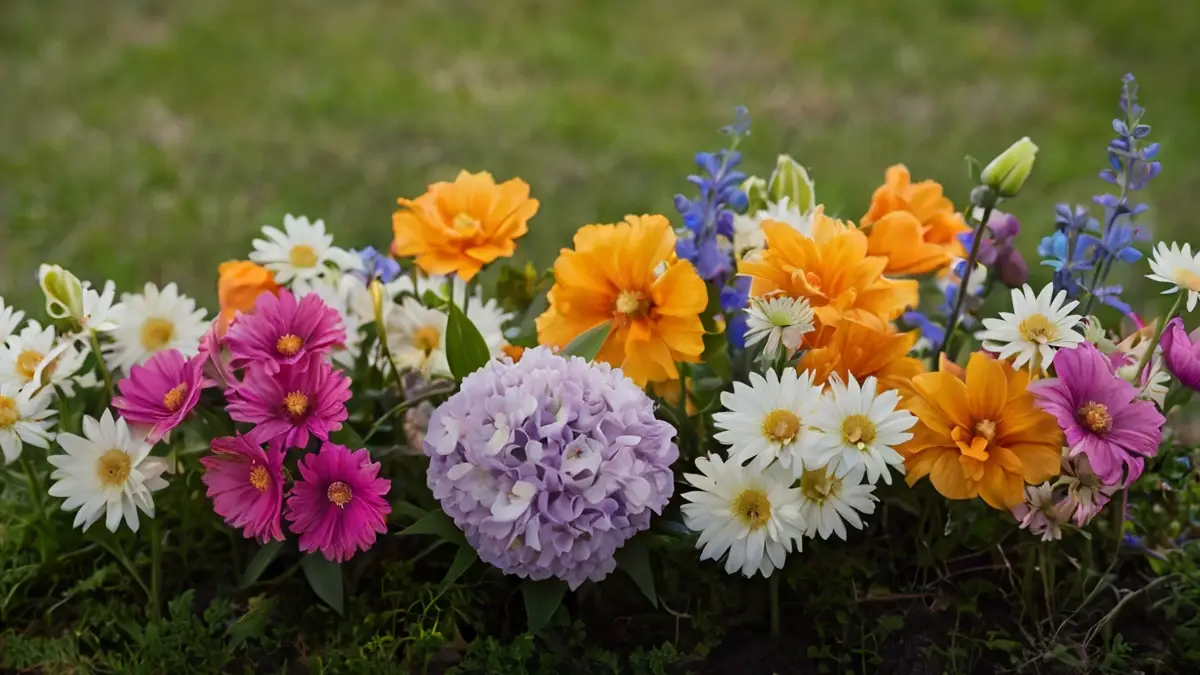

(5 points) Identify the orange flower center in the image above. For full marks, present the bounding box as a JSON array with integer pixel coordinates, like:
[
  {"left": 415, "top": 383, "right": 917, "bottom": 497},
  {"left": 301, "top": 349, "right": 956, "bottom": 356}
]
[
  {"left": 276, "top": 333, "right": 304, "bottom": 356},
  {"left": 0, "top": 396, "right": 18, "bottom": 429},
  {"left": 613, "top": 290, "right": 650, "bottom": 318},
  {"left": 162, "top": 382, "right": 189, "bottom": 412},
  {"left": 140, "top": 317, "right": 176, "bottom": 351},
  {"left": 289, "top": 244, "right": 319, "bottom": 268},
  {"left": 16, "top": 349, "right": 47, "bottom": 382},
  {"left": 1077, "top": 401, "right": 1113, "bottom": 434},
  {"left": 732, "top": 488, "right": 771, "bottom": 530},
  {"left": 327, "top": 480, "right": 353, "bottom": 507},
  {"left": 762, "top": 409, "right": 801, "bottom": 444},
  {"left": 1176, "top": 269, "right": 1200, "bottom": 293},
  {"left": 248, "top": 465, "right": 271, "bottom": 492},
  {"left": 413, "top": 326, "right": 441, "bottom": 353},
  {"left": 96, "top": 449, "right": 132, "bottom": 487},
  {"left": 282, "top": 391, "right": 310, "bottom": 418},
  {"left": 1017, "top": 313, "right": 1058, "bottom": 344}
]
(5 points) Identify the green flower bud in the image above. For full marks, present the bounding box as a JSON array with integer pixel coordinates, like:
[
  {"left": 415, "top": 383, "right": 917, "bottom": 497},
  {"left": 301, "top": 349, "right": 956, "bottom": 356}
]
[
  {"left": 767, "top": 155, "right": 815, "bottom": 214},
  {"left": 38, "top": 264, "right": 85, "bottom": 321},
  {"left": 741, "top": 176, "right": 768, "bottom": 215},
  {"left": 980, "top": 137, "right": 1037, "bottom": 198}
]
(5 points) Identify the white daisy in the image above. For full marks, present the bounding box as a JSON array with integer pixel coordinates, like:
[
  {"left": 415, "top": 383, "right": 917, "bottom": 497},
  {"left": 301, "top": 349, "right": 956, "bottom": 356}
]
[
  {"left": 680, "top": 454, "right": 806, "bottom": 578},
  {"left": 383, "top": 298, "right": 453, "bottom": 377},
  {"left": 809, "top": 375, "right": 916, "bottom": 485},
  {"left": 0, "top": 297, "right": 24, "bottom": 343},
  {"left": 109, "top": 282, "right": 208, "bottom": 371},
  {"left": 712, "top": 368, "right": 823, "bottom": 475},
  {"left": 0, "top": 322, "right": 87, "bottom": 394},
  {"left": 1146, "top": 241, "right": 1200, "bottom": 312},
  {"left": 975, "top": 283, "right": 1085, "bottom": 371},
  {"left": 47, "top": 410, "right": 169, "bottom": 532},
  {"left": 394, "top": 273, "right": 514, "bottom": 350},
  {"left": 1111, "top": 333, "right": 1171, "bottom": 407},
  {"left": 732, "top": 196, "right": 813, "bottom": 260},
  {"left": 249, "top": 214, "right": 341, "bottom": 286},
  {"left": 796, "top": 463, "right": 877, "bottom": 541},
  {"left": 0, "top": 381, "right": 56, "bottom": 464},
  {"left": 743, "top": 295, "right": 814, "bottom": 361},
  {"left": 78, "top": 281, "right": 124, "bottom": 334},
  {"left": 304, "top": 273, "right": 365, "bottom": 369}
]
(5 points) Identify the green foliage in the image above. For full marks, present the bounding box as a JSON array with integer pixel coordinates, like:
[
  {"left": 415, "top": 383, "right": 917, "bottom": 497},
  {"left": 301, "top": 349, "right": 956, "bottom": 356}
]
[
  {"left": 445, "top": 300, "right": 492, "bottom": 380},
  {"left": 560, "top": 321, "right": 613, "bottom": 361}
]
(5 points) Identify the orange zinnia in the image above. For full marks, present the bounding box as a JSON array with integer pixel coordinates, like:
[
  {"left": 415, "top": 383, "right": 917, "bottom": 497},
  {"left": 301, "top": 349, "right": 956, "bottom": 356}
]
[
  {"left": 798, "top": 315, "right": 924, "bottom": 394},
  {"left": 861, "top": 165, "right": 971, "bottom": 275},
  {"left": 217, "top": 260, "right": 279, "bottom": 331},
  {"left": 900, "top": 352, "right": 1063, "bottom": 510},
  {"left": 536, "top": 215, "right": 706, "bottom": 386},
  {"left": 392, "top": 171, "right": 539, "bottom": 281},
  {"left": 738, "top": 207, "right": 918, "bottom": 328}
]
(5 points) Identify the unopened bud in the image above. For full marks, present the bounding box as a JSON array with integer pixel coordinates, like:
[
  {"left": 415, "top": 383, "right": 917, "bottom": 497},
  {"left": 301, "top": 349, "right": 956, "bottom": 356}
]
[
  {"left": 980, "top": 137, "right": 1037, "bottom": 198},
  {"left": 37, "top": 264, "right": 85, "bottom": 321},
  {"left": 768, "top": 155, "right": 815, "bottom": 214},
  {"left": 741, "top": 176, "right": 768, "bottom": 215}
]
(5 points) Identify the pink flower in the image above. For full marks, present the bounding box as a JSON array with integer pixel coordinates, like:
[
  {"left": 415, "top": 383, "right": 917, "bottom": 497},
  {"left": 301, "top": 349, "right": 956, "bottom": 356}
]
[
  {"left": 1011, "top": 482, "right": 1072, "bottom": 541},
  {"left": 112, "top": 349, "right": 214, "bottom": 443},
  {"left": 226, "top": 289, "right": 345, "bottom": 374},
  {"left": 1030, "top": 342, "right": 1165, "bottom": 485},
  {"left": 197, "top": 318, "right": 235, "bottom": 388},
  {"left": 226, "top": 359, "right": 351, "bottom": 450},
  {"left": 1161, "top": 317, "right": 1200, "bottom": 392},
  {"left": 285, "top": 442, "right": 391, "bottom": 562},
  {"left": 1059, "top": 452, "right": 1118, "bottom": 526},
  {"left": 200, "top": 434, "right": 285, "bottom": 543}
]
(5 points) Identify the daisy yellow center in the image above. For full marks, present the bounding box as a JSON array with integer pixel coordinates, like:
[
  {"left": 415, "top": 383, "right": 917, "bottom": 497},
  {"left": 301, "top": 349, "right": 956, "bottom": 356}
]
[
  {"left": 16, "top": 349, "right": 46, "bottom": 382},
  {"left": 841, "top": 414, "right": 877, "bottom": 450},
  {"left": 140, "top": 317, "right": 176, "bottom": 350},
  {"left": 96, "top": 449, "right": 132, "bottom": 487},
  {"left": 327, "top": 480, "right": 353, "bottom": 507},
  {"left": 614, "top": 290, "right": 650, "bottom": 318},
  {"left": 248, "top": 465, "right": 271, "bottom": 492},
  {"left": 1017, "top": 313, "right": 1058, "bottom": 344},
  {"left": 413, "top": 326, "right": 441, "bottom": 353},
  {"left": 0, "top": 396, "right": 18, "bottom": 429},
  {"left": 276, "top": 334, "right": 304, "bottom": 356},
  {"left": 761, "top": 409, "right": 800, "bottom": 444},
  {"left": 282, "top": 391, "right": 310, "bottom": 418},
  {"left": 452, "top": 213, "right": 482, "bottom": 234},
  {"left": 1077, "top": 401, "right": 1113, "bottom": 434},
  {"left": 974, "top": 419, "right": 998, "bottom": 442},
  {"left": 800, "top": 469, "right": 841, "bottom": 503},
  {"left": 289, "top": 244, "right": 319, "bottom": 268},
  {"left": 732, "top": 488, "right": 771, "bottom": 530},
  {"left": 162, "top": 382, "right": 188, "bottom": 412},
  {"left": 1175, "top": 269, "right": 1200, "bottom": 293}
]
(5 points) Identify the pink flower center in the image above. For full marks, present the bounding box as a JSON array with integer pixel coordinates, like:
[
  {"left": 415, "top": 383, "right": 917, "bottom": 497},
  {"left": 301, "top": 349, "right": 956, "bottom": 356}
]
[
  {"left": 1077, "top": 401, "right": 1113, "bottom": 434},
  {"left": 276, "top": 334, "right": 303, "bottom": 357},
  {"left": 248, "top": 465, "right": 271, "bottom": 492},
  {"left": 282, "top": 391, "right": 310, "bottom": 418},
  {"left": 327, "top": 480, "right": 353, "bottom": 507},
  {"left": 162, "top": 382, "right": 189, "bottom": 412}
]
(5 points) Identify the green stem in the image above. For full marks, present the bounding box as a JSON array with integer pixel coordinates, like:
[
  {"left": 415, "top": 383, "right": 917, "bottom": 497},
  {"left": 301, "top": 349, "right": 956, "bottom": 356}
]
[
  {"left": 768, "top": 573, "right": 781, "bottom": 637},
  {"left": 362, "top": 382, "right": 454, "bottom": 443},
  {"left": 149, "top": 519, "right": 162, "bottom": 619},
  {"left": 939, "top": 197, "right": 996, "bottom": 358},
  {"left": 96, "top": 536, "right": 152, "bottom": 600},
  {"left": 88, "top": 329, "right": 113, "bottom": 408},
  {"left": 1134, "top": 294, "right": 1183, "bottom": 382},
  {"left": 19, "top": 455, "right": 47, "bottom": 520}
]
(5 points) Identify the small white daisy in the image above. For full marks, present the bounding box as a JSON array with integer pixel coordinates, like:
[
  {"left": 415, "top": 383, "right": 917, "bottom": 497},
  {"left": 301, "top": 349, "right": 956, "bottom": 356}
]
[
  {"left": 249, "top": 214, "right": 340, "bottom": 286},
  {"left": 109, "top": 282, "right": 208, "bottom": 371},
  {"left": 0, "top": 297, "right": 25, "bottom": 343},
  {"left": 796, "top": 463, "right": 877, "bottom": 541},
  {"left": 976, "top": 283, "right": 1085, "bottom": 371},
  {"left": 732, "top": 196, "right": 813, "bottom": 260},
  {"left": 680, "top": 454, "right": 806, "bottom": 578},
  {"left": 0, "top": 322, "right": 87, "bottom": 394},
  {"left": 1146, "top": 241, "right": 1200, "bottom": 312},
  {"left": 47, "top": 410, "right": 169, "bottom": 533},
  {"left": 78, "top": 281, "right": 124, "bottom": 334},
  {"left": 0, "top": 381, "right": 56, "bottom": 464},
  {"left": 809, "top": 375, "right": 916, "bottom": 485},
  {"left": 743, "top": 295, "right": 815, "bottom": 361},
  {"left": 382, "top": 297, "right": 453, "bottom": 377},
  {"left": 712, "top": 368, "right": 823, "bottom": 475}
]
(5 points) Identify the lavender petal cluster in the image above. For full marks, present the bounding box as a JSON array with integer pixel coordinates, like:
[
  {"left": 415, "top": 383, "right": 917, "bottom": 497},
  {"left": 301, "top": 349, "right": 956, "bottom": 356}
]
[{"left": 423, "top": 347, "right": 678, "bottom": 590}]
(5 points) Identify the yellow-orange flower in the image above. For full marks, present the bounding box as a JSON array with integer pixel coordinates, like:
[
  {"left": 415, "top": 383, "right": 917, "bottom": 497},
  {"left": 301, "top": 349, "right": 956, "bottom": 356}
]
[
  {"left": 738, "top": 208, "right": 918, "bottom": 328},
  {"left": 900, "top": 352, "right": 1063, "bottom": 510},
  {"left": 862, "top": 165, "right": 970, "bottom": 275},
  {"left": 217, "top": 260, "right": 279, "bottom": 331},
  {"left": 797, "top": 315, "right": 924, "bottom": 394},
  {"left": 536, "top": 215, "right": 706, "bottom": 386},
  {"left": 392, "top": 171, "right": 539, "bottom": 281}
]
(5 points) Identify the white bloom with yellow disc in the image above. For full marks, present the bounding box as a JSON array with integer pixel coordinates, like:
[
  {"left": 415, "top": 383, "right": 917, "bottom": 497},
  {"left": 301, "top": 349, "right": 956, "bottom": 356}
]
[
  {"left": 975, "top": 283, "right": 1084, "bottom": 371},
  {"left": 249, "top": 214, "right": 341, "bottom": 286},
  {"left": 712, "top": 368, "right": 822, "bottom": 476},
  {"left": 809, "top": 374, "right": 916, "bottom": 485},
  {"left": 0, "top": 381, "right": 56, "bottom": 464},
  {"left": 109, "top": 282, "right": 208, "bottom": 371}
]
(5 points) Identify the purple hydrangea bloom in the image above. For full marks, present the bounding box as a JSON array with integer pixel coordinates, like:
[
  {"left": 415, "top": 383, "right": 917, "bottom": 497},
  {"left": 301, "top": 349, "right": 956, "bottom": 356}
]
[{"left": 423, "top": 346, "right": 677, "bottom": 589}]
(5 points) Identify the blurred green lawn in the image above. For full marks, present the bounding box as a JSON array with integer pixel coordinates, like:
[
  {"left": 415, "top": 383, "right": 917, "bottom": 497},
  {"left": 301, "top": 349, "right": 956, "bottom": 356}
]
[{"left": 2, "top": 0, "right": 1197, "bottom": 310}]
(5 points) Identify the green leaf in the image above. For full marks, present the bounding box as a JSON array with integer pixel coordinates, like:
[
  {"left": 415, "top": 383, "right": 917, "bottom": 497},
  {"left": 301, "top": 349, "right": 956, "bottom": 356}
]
[
  {"left": 521, "top": 579, "right": 567, "bottom": 633},
  {"left": 560, "top": 321, "right": 612, "bottom": 361},
  {"left": 439, "top": 546, "right": 478, "bottom": 589},
  {"left": 614, "top": 536, "right": 657, "bottom": 608},
  {"left": 390, "top": 501, "right": 429, "bottom": 522},
  {"left": 240, "top": 540, "right": 285, "bottom": 589},
  {"left": 328, "top": 423, "right": 366, "bottom": 449},
  {"left": 445, "top": 301, "right": 491, "bottom": 380},
  {"left": 300, "top": 554, "right": 344, "bottom": 615},
  {"left": 398, "top": 509, "right": 466, "bottom": 546},
  {"left": 702, "top": 333, "right": 732, "bottom": 382},
  {"left": 226, "top": 597, "right": 276, "bottom": 648}
]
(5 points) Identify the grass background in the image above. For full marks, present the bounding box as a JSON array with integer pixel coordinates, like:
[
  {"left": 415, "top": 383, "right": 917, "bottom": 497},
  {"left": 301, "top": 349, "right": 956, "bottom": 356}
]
[{"left": 1, "top": 0, "right": 1197, "bottom": 311}]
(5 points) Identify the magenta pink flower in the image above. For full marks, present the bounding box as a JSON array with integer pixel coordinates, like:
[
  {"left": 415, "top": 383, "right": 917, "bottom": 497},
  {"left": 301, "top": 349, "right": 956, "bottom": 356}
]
[
  {"left": 285, "top": 442, "right": 391, "bottom": 562},
  {"left": 1030, "top": 341, "right": 1165, "bottom": 485},
  {"left": 226, "top": 359, "right": 351, "bottom": 450},
  {"left": 226, "top": 289, "right": 345, "bottom": 374},
  {"left": 200, "top": 434, "right": 285, "bottom": 543},
  {"left": 112, "top": 349, "right": 214, "bottom": 443},
  {"left": 198, "top": 318, "right": 235, "bottom": 388},
  {"left": 1161, "top": 317, "right": 1200, "bottom": 392}
]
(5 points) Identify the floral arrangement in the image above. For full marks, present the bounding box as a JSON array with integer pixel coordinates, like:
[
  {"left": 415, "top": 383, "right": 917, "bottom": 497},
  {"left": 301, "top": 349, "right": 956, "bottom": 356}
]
[{"left": 2, "top": 73, "right": 1196, "bottom": 631}]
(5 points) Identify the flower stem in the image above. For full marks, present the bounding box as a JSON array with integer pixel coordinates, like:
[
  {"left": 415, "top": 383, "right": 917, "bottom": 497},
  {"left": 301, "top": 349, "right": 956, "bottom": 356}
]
[
  {"left": 88, "top": 329, "right": 113, "bottom": 408},
  {"left": 768, "top": 573, "right": 781, "bottom": 637},
  {"left": 149, "top": 518, "right": 162, "bottom": 619},
  {"left": 362, "top": 380, "right": 455, "bottom": 443},
  {"left": 938, "top": 197, "right": 997, "bottom": 358},
  {"left": 19, "top": 455, "right": 53, "bottom": 559},
  {"left": 1134, "top": 293, "right": 1183, "bottom": 382}
]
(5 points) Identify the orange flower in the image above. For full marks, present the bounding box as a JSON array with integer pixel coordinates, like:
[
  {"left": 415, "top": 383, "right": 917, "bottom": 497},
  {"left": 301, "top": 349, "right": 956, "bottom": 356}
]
[
  {"left": 738, "top": 208, "right": 918, "bottom": 328},
  {"left": 900, "top": 352, "right": 1063, "bottom": 510},
  {"left": 797, "top": 315, "right": 924, "bottom": 394},
  {"left": 501, "top": 344, "right": 526, "bottom": 362},
  {"left": 862, "top": 165, "right": 970, "bottom": 275},
  {"left": 217, "top": 260, "right": 279, "bottom": 331},
  {"left": 536, "top": 215, "right": 707, "bottom": 386},
  {"left": 392, "top": 171, "right": 539, "bottom": 281}
]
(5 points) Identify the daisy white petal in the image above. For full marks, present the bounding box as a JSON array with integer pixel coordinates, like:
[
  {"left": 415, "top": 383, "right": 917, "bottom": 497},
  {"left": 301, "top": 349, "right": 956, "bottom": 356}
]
[
  {"left": 809, "top": 375, "right": 916, "bottom": 485},
  {"left": 796, "top": 464, "right": 877, "bottom": 541},
  {"left": 975, "top": 283, "right": 1084, "bottom": 371},
  {"left": 249, "top": 215, "right": 337, "bottom": 285},
  {"left": 0, "top": 381, "right": 56, "bottom": 464},
  {"left": 743, "top": 296, "right": 815, "bottom": 361},
  {"left": 109, "top": 283, "right": 208, "bottom": 372},
  {"left": 1145, "top": 241, "right": 1200, "bottom": 312},
  {"left": 712, "top": 368, "right": 822, "bottom": 475}
]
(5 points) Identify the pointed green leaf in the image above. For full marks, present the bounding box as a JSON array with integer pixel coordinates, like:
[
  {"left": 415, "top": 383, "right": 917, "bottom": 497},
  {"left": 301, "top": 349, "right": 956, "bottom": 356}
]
[
  {"left": 300, "top": 554, "right": 344, "bottom": 615},
  {"left": 439, "top": 546, "right": 478, "bottom": 589},
  {"left": 240, "top": 540, "right": 286, "bottom": 589},
  {"left": 328, "top": 423, "right": 366, "bottom": 449},
  {"left": 521, "top": 579, "right": 567, "bottom": 633},
  {"left": 226, "top": 597, "right": 277, "bottom": 648},
  {"left": 398, "top": 509, "right": 466, "bottom": 546},
  {"left": 615, "top": 536, "right": 657, "bottom": 608},
  {"left": 702, "top": 333, "right": 732, "bottom": 382},
  {"left": 445, "top": 301, "right": 491, "bottom": 380},
  {"left": 561, "top": 321, "right": 612, "bottom": 361}
]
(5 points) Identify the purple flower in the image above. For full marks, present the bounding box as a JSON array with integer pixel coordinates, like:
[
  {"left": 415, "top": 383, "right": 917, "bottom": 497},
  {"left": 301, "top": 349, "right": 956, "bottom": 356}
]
[
  {"left": 969, "top": 210, "right": 1029, "bottom": 288},
  {"left": 1161, "top": 317, "right": 1200, "bottom": 391},
  {"left": 353, "top": 246, "right": 402, "bottom": 284},
  {"left": 1030, "top": 342, "right": 1165, "bottom": 485},
  {"left": 286, "top": 442, "right": 391, "bottom": 562},
  {"left": 226, "top": 359, "right": 351, "bottom": 450},
  {"left": 423, "top": 346, "right": 677, "bottom": 590},
  {"left": 225, "top": 289, "right": 345, "bottom": 374},
  {"left": 112, "top": 349, "right": 214, "bottom": 443}
]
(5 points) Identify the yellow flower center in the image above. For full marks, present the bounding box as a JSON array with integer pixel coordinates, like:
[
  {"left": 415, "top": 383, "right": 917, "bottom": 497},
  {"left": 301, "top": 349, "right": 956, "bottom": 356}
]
[
  {"left": 327, "top": 480, "right": 353, "bottom": 507},
  {"left": 761, "top": 409, "right": 800, "bottom": 444},
  {"left": 732, "top": 488, "right": 771, "bottom": 530},
  {"left": 613, "top": 290, "right": 650, "bottom": 318},
  {"left": 276, "top": 333, "right": 304, "bottom": 357},
  {"left": 0, "top": 396, "right": 19, "bottom": 429},
  {"left": 96, "top": 449, "right": 132, "bottom": 487},
  {"left": 1077, "top": 401, "right": 1113, "bottom": 434},
  {"left": 162, "top": 382, "right": 189, "bottom": 412},
  {"left": 1175, "top": 269, "right": 1200, "bottom": 293},
  {"left": 248, "top": 465, "right": 271, "bottom": 492},
  {"left": 413, "top": 326, "right": 441, "bottom": 353},
  {"left": 289, "top": 244, "right": 319, "bottom": 268},
  {"left": 799, "top": 468, "right": 841, "bottom": 503},
  {"left": 1017, "top": 313, "right": 1059, "bottom": 344},
  {"left": 452, "top": 213, "right": 482, "bottom": 234},
  {"left": 16, "top": 349, "right": 46, "bottom": 382},
  {"left": 974, "top": 419, "right": 997, "bottom": 442},
  {"left": 282, "top": 391, "right": 310, "bottom": 418},
  {"left": 140, "top": 317, "right": 176, "bottom": 351},
  {"left": 841, "top": 414, "right": 877, "bottom": 450}
]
